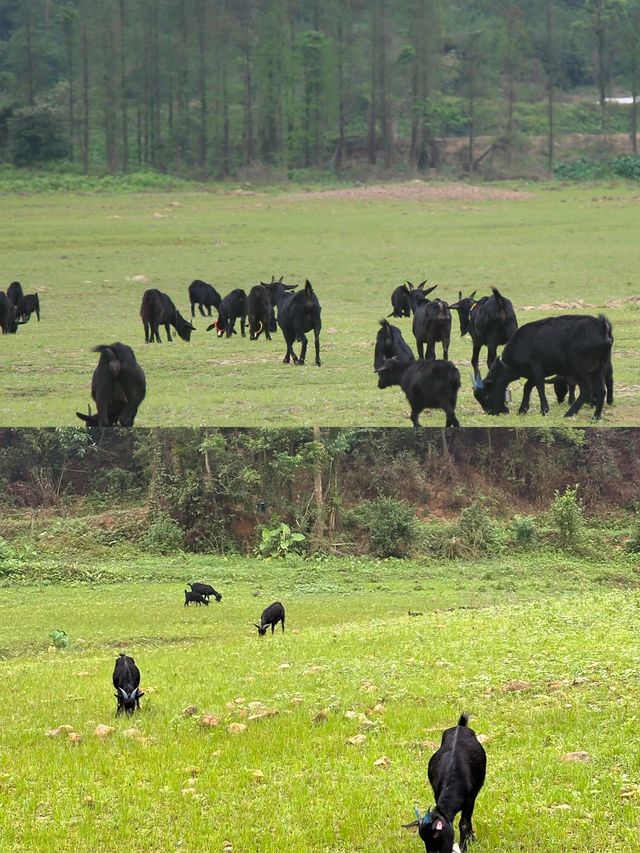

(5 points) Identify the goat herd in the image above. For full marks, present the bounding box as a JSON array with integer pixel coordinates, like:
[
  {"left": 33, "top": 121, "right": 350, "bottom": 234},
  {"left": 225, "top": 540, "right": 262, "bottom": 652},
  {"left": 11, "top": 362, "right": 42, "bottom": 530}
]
[
  {"left": 2, "top": 275, "right": 614, "bottom": 427},
  {"left": 116, "top": 587, "right": 484, "bottom": 853}
]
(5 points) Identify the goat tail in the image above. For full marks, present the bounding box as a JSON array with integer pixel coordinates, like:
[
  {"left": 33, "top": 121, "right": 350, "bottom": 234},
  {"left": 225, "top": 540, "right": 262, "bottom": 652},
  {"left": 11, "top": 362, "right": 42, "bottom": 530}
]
[
  {"left": 457, "top": 712, "right": 470, "bottom": 727},
  {"left": 491, "top": 286, "right": 505, "bottom": 306}
]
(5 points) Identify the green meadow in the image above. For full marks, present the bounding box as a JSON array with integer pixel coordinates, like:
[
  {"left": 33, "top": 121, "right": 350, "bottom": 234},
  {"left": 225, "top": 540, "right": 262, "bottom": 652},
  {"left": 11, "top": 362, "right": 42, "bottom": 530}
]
[
  {"left": 0, "top": 180, "right": 638, "bottom": 427},
  {"left": 1, "top": 553, "right": 639, "bottom": 852}
]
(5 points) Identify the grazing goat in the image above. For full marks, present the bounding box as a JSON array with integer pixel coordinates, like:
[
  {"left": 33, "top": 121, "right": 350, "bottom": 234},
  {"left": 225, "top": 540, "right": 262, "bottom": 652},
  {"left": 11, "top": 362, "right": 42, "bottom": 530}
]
[
  {"left": 254, "top": 601, "right": 285, "bottom": 636},
  {"left": 140, "top": 289, "right": 195, "bottom": 343},
  {"left": 450, "top": 288, "right": 518, "bottom": 380},
  {"left": 374, "top": 319, "right": 415, "bottom": 369},
  {"left": 188, "top": 280, "right": 222, "bottom": 317},
  {"left": 247, "top": 284, "right": 274, "bottom": 341},
  {"left": 376, "top": 357, "right": 461, "bottom": 427},
  {"left": 473, "top": 314, "right": 613, "bottom": 419},
  {"left": 7, "top": 281, "right": 24, "bottom": 306},
  {"left": 207, "top": 288, "right": 247, "bottom": 338},
  {"left": 112, "top": 654, "right": 144, "bottom": 715},
  {"left": 389, "top": 281, "right": 438, "bottom": 317},
  {"left": 0, "top": 292, "right": 18, "bottom": 333},
  {"left": 188, "top": 582, "right": 222, "bottom": 602},
  {"left": 552, "top": 353, "right": 614, "bottom": 408},
  {"left": 413, "top": 298, "right": 452, "bottom": 360},
  {"left": 184, "top": 590, "right": 209, "bottom": 606},
  {"left": 404, "top": 713, "right": 486, "bottom": 853},
  {"left": 266, "top": 279, "right": 321, "bottom": 366},
  {"left": 76, "top": 342, "right": 146, "bottom": 427},
  {"left": 16, "top": 293, "right": 40, "bottom": 323}
]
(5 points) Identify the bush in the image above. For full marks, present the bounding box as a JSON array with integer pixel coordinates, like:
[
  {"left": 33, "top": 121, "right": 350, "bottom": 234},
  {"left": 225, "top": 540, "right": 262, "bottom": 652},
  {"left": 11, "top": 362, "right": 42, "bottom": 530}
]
[
  {"left": 142, "top": 514, "right": 184, "bottom": 555},
  {"left": 347, "top": 497, "right": 417, "bottom": 558},
  {"left": 7, "top": 105, "right": 70, "bottom": 165},
  {"left": 93, "top": 466, "right": 142, "bottom": 496},
  {"left": 257, "top": 522, "right": 306, "bottom": 558},
  {"left": 0, "top": 536, "right": 14, "bottom": 561},
  {"left": 456, "top": 499, "right": 505, "bottom": 556},
  {"left": 509, "top": 515, "right": 538, "bottom": 549},
  {"left": 549, "top": 485, "right": 585, "bottom": 552},
  {"left": 626, "top": 513, "right": 640, "bottom": 553}
]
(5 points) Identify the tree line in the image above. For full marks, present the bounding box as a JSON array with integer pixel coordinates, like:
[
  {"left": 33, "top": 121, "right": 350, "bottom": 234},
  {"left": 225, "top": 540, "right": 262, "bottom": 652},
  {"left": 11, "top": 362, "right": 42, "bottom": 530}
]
[{"left": 0, "top": 0, "right": 640, "bottom": 177}]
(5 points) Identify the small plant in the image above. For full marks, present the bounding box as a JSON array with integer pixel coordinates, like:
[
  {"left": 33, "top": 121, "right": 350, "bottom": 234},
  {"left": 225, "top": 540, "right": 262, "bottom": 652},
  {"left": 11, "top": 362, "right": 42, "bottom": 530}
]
[
  {"left": 549, "top": 485, "right": 585, "bottom": 552},
  {"left": 509, "top": 515, "right": 538, "bottom": 549},
  {"left": 142, "top": 514, "right": 185, "bottom": 555},
  {"left": 0, "top": 536, "right": 14, "bottom": 561},
  {"left": 347, "top": 497, "right": 417, "bottom": 558},
  {"left": 626, "top": 513, "right": 640, "bottom": 553},
  {"left": 455, "top": 499, "right": 505, "bottom": 557},
  {"left": 49, "top": 630, "right": 69, "bottom": 649},
  {"left": 258, "top": 523, "right": 306, "bottom": 558}
]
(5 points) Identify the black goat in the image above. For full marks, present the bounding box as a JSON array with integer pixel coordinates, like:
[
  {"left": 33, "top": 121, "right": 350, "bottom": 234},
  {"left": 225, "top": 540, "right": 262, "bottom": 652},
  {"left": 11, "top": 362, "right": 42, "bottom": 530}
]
[
  {"left": 0, "top": 292, "right": 18, "bottom": 334},
  {"left": 15, "top": 293, "right": 40, "bottom": 323},
  {"left": 140, "top": 288, "right": 195, "bottom": 343},
  {"left": 473, "top": 314, "right": 613, "bottom": 419},
  {"left": 376, "top": 357, "right": 461, "bottom": 427},
  {"left": 389, "top": 281, "right": 438, "bottom": 317},
  {"left": 7, "top": 281, "right": 24, "bottom": 306},
  {"left": 450, "top": 288, "right": 518, "bottom": 379},
  {"left": 266, "top": 279, "right": 321, "bottom": 366},
  {"left": 188, "top": 582, "right": 222, "bottom": 602},
  {"left": 405, "top": 713, "right": 487, "bottom": 853},
  {"left": 374, "top": 319, "right": 415, "bottom": 369},
  {"left": 552, "top": 353, "right": 614, "bottom": 408},
  {"left": 76, "top": 342, "right": 146, "bottom": 427},
  {"left": 184, "top": 590, "right": 209, "bottom": 606},
  {"left": 188, "top": 279, "right": 222, "bottom": 317},
  {"left": 254, "top": 601, "right": 285, "bottom": 636},
  {"left": 112, "top": 654, "right": 144, "bottom": 715},
  {"left": 207, "top": 288, "right": 247, "bottom": 338},
  {"left": 247, "top": 284, "right": 274, "bottom": 341},
  {"left": 413, "top": 298, "right": 452, "bottom": 360}
]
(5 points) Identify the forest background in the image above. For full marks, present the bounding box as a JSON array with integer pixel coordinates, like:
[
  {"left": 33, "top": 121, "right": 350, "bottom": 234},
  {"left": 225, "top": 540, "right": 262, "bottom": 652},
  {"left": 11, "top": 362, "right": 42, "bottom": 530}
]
[{"left": 2, "top": 0, "right": 640, "bottom": 180}]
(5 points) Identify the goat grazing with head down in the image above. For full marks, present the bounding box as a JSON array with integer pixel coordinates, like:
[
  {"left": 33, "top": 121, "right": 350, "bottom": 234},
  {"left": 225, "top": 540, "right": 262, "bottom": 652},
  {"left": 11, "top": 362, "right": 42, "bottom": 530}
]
[{"left": 404, "top": 713, "right": 486, "bottom": 853}]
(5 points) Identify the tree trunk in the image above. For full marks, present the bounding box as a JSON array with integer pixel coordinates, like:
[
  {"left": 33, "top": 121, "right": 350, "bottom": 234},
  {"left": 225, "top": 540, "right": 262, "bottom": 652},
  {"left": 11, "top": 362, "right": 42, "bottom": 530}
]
[
  {"left": 118, "top": 0, "right": 129, "bottom": 172},
  {"left": 312, "top": 426, "right": 325, "bottom": 547},
  {"left": 336, "top": 12, "right": 346, "bottom": 169},
  {"left": 25, "top": 0, "right": 35, "bottom": 107},
  {"left": 81, "top": 11, "right": 90, "bottom": 175},
  {"left": 367, "top": 2, "right": 378, "bottom": 164},
  {"left": 197, "top": 0, "right": 209, "bottom": 172},
  {"left": 63, "top": 10, "right": 75, "bottom": 162},
  {"left": 546, "top": 0, "right": 555, "bottom": 173}
]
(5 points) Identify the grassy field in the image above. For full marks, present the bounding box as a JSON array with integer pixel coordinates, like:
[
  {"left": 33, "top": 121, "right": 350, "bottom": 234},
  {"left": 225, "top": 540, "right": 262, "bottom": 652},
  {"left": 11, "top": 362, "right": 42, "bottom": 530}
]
[
  {"left": 1, "top": 553, "right": 639, "bottom": 852},
  {"left": 0, "top": 180, "right": 638, "bottom": 427}
]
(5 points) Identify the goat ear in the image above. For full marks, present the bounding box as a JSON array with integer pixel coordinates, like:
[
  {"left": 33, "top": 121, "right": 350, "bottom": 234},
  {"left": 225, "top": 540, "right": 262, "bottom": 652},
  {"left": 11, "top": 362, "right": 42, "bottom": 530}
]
[
  {"left": 458, "top": 290, "right": 462, "bottom": 300},
  {"left": 136, "top": 690, "right": 145, "bottom": 699},
  {"left": 401, "top": 820, "right": 420, "bottom": 830},
  {"left": 469, "top": 290, "right": 477, "bottom": 300}
]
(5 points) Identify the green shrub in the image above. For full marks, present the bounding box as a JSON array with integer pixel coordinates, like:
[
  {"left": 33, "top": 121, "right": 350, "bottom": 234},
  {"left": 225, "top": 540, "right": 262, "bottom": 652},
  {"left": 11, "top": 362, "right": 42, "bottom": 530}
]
[
  {"left": 258, "top": 522, "right": 306, "bottom": 558},
  {"left": 142, "top": 514, "right": 184, "bottom": 555},
  {"left": 549, "top": 486, "right": 585, "bottom": 552},
  {"left": 626, "top": 513, "right": 640, "bottom": 553},
  {"left": 93, "top": 466, "right": 142, "bottom": 496},
  {"left": 49, "top": 629, "right": 69, "bottom": 649},
  {"left": 455, "top": 499, "right": 505, "bottom": 556},
  {"left": 347, "top": 497, "right": 417, "bottom": 558},
  {"left": 7, "top": 105, "right": 70, "bottom": 165},
  {"left": 509, "top": 515, "right": 538, "bottom": 549},
  {"left": 0, "top": 536, "right": 14, "bottom": 561}
]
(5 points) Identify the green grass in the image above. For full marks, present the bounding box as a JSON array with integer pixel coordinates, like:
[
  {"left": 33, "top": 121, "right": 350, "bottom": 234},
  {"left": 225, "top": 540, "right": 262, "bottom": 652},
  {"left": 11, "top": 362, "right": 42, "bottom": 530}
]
[
  {"left": 1, "top": 554, "right": 639, "bottom": 851},
  {"left": 0, "top": 180, "right": 638, "bottom": 426}
]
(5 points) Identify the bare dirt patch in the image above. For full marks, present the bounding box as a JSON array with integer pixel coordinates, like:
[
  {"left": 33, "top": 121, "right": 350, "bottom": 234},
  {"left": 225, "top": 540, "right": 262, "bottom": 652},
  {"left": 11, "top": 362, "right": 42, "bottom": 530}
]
[{"left": 285, "top": 181, "right": 536, "bottom": 203}]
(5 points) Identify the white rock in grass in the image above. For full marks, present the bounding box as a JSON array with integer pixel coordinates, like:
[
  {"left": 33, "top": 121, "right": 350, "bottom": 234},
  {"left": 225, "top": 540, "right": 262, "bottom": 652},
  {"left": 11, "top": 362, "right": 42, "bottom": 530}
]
[
  {"left": 346, "top": 734, "right": 367, "bottom": 747},
  {"left": 278, "top": 662, "right": 292, "bottom": 670},
  {"left": 476, "top": 734, "right": 490, "bottom": 745},
  {"left": 130, "top": 275, "right": 148, "bottom": 283},
  {"left": 373, "top": 756, "right": 391, "bottom": 768},
  {"left": 228, "top": 723, "right": 247, "bottom": 735}
]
